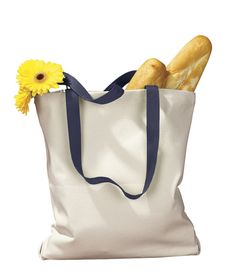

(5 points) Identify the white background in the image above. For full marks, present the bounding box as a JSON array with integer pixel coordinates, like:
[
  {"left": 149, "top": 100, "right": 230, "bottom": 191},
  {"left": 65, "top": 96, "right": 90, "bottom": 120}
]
[{"left": 0, "top": 0, "right": 235, "bottom": 276}]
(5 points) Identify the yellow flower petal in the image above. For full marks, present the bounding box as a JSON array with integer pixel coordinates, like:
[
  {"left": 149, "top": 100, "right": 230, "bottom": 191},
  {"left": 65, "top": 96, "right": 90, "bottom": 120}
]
[
  {"left": 14, "top": 88, "right": 32, "bottom": 115},
  {"left": 17, "top": 60, "right": 64, "bottom": 95}
]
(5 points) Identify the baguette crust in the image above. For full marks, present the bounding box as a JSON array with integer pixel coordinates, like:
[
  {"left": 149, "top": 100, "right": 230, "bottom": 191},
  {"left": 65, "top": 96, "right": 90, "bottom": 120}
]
[
  {"left": 126, "top": 58, "right": 167, "bottom": 90},
  {"left": 165, "top": 35, "right": 212, "bottom": 91}
]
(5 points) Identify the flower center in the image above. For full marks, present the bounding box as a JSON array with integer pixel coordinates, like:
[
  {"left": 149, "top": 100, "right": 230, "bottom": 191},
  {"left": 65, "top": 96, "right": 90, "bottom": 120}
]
[{"left": 35, "top": 73, "right": 46, "bottom": 82}]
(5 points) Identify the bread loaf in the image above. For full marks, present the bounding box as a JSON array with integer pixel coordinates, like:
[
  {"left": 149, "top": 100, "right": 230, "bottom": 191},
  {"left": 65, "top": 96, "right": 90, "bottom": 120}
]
[
  {"left": 126, "top": 58, "right": 167, "bottom": 90},
  {"left": 165, "top": 35, "right": 212, "bottom": 91}
]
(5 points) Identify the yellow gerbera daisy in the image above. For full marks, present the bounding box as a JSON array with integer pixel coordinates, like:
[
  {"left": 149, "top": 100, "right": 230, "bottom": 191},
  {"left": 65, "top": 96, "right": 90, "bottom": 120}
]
[
  {"left": 14, "top": 88, "right": 32, "bottom": 115},
  {"left": 17, "top": 60, "right": 64, "bottom": 96}
]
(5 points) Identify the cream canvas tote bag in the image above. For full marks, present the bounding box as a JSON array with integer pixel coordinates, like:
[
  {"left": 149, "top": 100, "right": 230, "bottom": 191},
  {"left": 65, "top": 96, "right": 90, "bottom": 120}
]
[{"left": 35, "top": 71, "right": 200, "bottom": 259}]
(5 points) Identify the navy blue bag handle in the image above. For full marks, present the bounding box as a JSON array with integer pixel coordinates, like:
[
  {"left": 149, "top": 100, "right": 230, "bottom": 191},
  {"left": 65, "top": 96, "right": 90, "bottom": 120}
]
[{"left": 63, "top": 72, "right": 160, "bottom": 200}]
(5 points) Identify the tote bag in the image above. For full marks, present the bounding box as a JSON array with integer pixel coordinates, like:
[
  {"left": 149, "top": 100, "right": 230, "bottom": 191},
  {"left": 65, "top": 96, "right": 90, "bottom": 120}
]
[{"left": 35, "top": 71, "right": 200, "bottom": 259}]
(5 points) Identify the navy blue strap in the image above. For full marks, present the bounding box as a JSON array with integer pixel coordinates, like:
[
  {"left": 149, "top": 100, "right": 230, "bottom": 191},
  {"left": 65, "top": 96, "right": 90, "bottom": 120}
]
[
  {"left": 64, "top": 72, "right": 160, "bottom": 200},
  {"left": 64, "top": 72, "right": 125, "bottom": 104},
  {"left": 104, "top": 70, "right": 136, "bottom": 91}
]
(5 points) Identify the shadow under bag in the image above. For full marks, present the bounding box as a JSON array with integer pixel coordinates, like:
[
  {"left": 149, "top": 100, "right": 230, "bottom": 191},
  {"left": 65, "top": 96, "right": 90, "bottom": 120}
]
[{"left": 35, "top": 71, "right": 200, "bottom": 259}]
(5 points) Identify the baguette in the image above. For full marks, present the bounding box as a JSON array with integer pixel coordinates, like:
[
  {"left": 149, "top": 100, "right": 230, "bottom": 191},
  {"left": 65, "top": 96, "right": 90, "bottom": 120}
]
[
  {"left": 165, "top": 35, "right": 212, "bottom": 91},
  {"left": 126, "top": 58, "right": 167, "bottom": 90}
]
